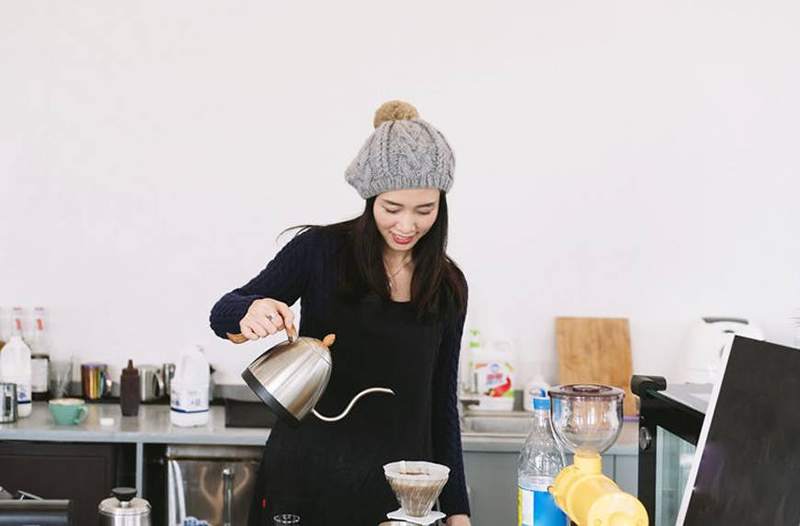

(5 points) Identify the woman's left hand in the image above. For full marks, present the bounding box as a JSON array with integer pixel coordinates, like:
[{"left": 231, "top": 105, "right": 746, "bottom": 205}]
[{"left": 446, "top": 514, "right": 471, "bottom": 526}]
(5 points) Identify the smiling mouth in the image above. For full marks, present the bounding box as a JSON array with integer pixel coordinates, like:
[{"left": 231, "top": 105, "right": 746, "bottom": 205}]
[{"left": 391, "top": 233, "right": 415, "bottom": 245}]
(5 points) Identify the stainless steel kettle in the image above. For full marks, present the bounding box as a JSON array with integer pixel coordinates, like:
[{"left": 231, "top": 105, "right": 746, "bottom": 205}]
[
  {"left": 234, "top": 327, "right": 394, "bottom": 426},
  {"left": 98, "top": 488, "right": 151, "bottom": 526}
]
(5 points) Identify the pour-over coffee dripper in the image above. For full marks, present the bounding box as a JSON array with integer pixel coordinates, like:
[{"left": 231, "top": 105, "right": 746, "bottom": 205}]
[
  {"left": 547, "top": 384, "right": 648, "bottom": 526},
  {"left": 383, "top": 461, "right": 449, "bottom": 523}
]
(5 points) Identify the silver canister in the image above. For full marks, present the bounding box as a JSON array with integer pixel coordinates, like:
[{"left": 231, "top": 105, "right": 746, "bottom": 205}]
[
  {"left": 162, "top": 363, "right": 176, "bottom": 396},
  {"left": 0, "top": 383, "right": 17, "bottom": 423},
  {"left": 99, "top": 488, "right": 150, "bottom": 526},
  {"left": 138, "top": 365, "right": 165, "bottom": 402}
]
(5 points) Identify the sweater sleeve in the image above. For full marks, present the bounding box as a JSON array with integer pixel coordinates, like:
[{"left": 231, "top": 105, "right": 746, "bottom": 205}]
[
  {"left": 431, "top": 283, "right": 471, "bottom": 518},
  {"left": 209, "top": 228, "right": 317, "bottom": 339}
]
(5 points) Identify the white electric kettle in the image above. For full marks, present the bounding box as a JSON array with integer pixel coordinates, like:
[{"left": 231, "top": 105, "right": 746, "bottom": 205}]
[{"left": 675, "top": 317, "right": 764, "bottom": 384}]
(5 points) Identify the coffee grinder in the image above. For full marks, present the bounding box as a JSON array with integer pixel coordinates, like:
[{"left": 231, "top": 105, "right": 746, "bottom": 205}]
[{"left": 548, "top": 384, "right": 648, "bottom": 526}]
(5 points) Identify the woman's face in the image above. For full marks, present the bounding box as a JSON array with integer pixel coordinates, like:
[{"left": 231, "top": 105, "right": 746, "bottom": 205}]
[{"left": 373, "top": 188, "right": 440, "bottom": 254}]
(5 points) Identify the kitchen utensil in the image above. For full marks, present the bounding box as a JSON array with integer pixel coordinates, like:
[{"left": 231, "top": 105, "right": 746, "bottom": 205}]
[
  {"left": 0, "top": 383, "right": 17, "bottom": 423},
  {"left": 98, "top": 488, "right": 151, "bottom": 526},
  {"left": 138, "top": 365, "right": 164, "bottom": 402},
  {"left": 386, "top": 509, "right": 445, "bottom": 525},
  {"left": 81, "top": 363, "right": 112, "bottom": 400},
  {"left": 547, "top": 384, "right": 647, "bottom": 525},
  {"left": 0, "top": 336, "right": 32, "bottom": 418},
  {"left": 676, "top": 317, "right": 764, "bottom": 384},
  {"left": 383, "top": 461, "right": 449, "bottom": 518},
  {"left": 556, "top": 317, "right": 636, "bottom": 416},
  {"left": 49, "top": 359, "right": 73, "bottom": 398},
  {"left": 235, "top": 327, "right": 395, "bottom": 426},
  {"left": 162, "top": 363, "right": 176, "bottom": 396},
  {"left": 48, "top": 398, "right": 88, "bottom": 425},
  {"left": 549, "top": 384, "right": 624, "bottom": 455}
]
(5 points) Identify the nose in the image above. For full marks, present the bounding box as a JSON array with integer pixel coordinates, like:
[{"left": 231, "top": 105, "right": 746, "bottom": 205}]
[{"left": 397, "top": 214, "right": 416, "bottom": 234}]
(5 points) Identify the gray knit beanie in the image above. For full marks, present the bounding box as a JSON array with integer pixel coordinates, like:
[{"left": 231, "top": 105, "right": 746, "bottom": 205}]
[{"left": 345, "top": 101, "right": 455, "bottom": 199}]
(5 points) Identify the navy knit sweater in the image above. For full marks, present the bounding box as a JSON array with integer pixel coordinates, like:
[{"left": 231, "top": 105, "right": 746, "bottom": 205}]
[{"left": 209, "top": 227, "right": 470, "bottom": 518}]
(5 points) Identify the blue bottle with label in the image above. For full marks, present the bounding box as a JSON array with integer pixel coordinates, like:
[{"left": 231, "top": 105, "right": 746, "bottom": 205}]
[{"left": 517, "top": 396, "right": 568, "bottom": 526}]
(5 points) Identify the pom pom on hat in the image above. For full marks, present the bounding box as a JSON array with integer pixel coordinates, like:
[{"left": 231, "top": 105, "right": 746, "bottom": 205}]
[{"left": 373, "top": 100, "right": 420, "bottom": 128}]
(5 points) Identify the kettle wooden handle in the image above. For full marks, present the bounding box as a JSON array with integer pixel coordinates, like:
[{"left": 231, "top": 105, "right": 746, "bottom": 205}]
[
  {"left": 226, "top": 323, "right": 298, "bottom": 344},
  {"left": 226, "top": 333, "right": 249, "bottom": 344}
]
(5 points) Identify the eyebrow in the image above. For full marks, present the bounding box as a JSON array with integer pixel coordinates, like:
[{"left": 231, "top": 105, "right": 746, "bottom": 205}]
[{"left": 382, "top": 199, "right": 437, "bottom": 209}]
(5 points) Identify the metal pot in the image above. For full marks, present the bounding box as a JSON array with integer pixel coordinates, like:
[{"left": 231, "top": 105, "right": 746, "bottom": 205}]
[
  {"left": 235, "top": 327, "right": 395, "bottom": 426},
  {"left": 138, "top": 365, "right": 165, "bottom": 402},
  {"left": 162, "top": 362, "right": 176, "bottom": 396},
  {"left": 99, "top": 488, "right": 151, "bottom": 526}
]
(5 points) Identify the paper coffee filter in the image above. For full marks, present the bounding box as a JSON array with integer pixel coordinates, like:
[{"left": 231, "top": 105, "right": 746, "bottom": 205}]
[{"left": 383, "top": 461, "right": 450, "bottom": 517}]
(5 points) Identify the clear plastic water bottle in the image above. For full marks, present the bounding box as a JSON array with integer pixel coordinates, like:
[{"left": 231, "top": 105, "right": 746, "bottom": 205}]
[{"left": 517, "top": 396, "right": 568, "bottom": 526}]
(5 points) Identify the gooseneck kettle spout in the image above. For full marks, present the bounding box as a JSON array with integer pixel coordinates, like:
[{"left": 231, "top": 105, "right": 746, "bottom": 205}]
[{"left": 311, "top": 387, "right": 396, "bottom": 422}]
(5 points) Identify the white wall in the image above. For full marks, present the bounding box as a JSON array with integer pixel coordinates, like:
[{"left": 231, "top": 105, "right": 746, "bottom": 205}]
[{"left": 1, "top": 0, "right": 799, "bottom": 385}]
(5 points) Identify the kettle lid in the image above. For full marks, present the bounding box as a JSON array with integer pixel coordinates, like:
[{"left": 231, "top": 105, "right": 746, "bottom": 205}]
[{"left": 99, "top": 488, "right": 151, "bottom": 517}]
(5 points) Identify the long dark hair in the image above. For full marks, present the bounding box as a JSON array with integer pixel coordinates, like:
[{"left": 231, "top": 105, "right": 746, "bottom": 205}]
[{"left": 291, "top": 191, "right": 467, "bottom": 322}]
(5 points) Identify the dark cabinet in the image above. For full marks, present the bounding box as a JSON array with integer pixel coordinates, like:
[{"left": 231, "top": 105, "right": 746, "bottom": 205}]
[{"left": 0, "top": 441, "right": 135, "bottom": 526}]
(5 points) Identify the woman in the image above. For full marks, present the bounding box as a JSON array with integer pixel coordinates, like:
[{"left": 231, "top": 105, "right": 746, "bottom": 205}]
[{"left": 210, "top": 101, "right": 471, "bottom": 526}]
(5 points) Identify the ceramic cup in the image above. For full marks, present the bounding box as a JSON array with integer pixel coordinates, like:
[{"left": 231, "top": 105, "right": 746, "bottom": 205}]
[{"left": 49, "top": 398, "right": 88, "bottom": 425}]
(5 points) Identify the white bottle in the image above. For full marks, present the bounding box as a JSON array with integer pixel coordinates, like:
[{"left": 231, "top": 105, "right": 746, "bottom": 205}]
[
  {"left": 29, "top": 307, "right": 51, "bottom": 398},
  {"left": 473, "top": 339, "right": 517, "bottom": 411},
  {"left": 170, "top": 345, "right": 210, "bottom": 427},
  {"left": 11, "top": 307, "right": 28, "bottom": 343},
  {"left": 464, "top": 327, "right": 483, "bottom": 394},
  {"left": 0, "top": 335, "right": 33, "bottom": 418}
]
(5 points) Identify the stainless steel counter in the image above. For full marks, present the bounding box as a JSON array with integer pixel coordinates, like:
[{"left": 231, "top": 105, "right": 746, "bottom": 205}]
[
  {"left": 0, "top": 402, "right": 268, "bottom": 446},
  {"left": 0, "top": 403, "right": 638, "bottom": 454}
]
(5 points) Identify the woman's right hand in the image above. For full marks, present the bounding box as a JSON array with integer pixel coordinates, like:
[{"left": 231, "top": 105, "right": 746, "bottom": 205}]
[{"left": 238, "top": 298, "right": 295, "bottom": 341}]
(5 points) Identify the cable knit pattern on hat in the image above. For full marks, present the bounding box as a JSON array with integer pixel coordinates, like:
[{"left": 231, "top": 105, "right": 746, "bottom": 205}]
[{"left": 345, "top": 101, "right": 455, "bottom": 199}]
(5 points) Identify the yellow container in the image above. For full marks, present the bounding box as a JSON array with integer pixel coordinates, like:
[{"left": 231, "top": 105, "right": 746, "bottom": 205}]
[{"left": 550, "top": 453, "right": 648, "bottom": 526}]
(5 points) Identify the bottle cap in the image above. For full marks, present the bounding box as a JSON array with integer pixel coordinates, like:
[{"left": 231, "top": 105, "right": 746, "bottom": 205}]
[
  {"left": 122, "top": 359, "right": 138, "bottom": 376},
  {"left": 533, "top": 396, "right": 551, "bottom": 410}
]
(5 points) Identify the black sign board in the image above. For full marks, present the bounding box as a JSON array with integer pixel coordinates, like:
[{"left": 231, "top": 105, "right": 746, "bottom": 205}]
[{"left": 678, "top": 336, "right": 800, "bottom": 525}]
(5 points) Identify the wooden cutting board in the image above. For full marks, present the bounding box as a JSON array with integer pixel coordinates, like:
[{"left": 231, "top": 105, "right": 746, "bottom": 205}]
[{"left": 556, "top": 317, "right": 636, "bottom": 416}]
